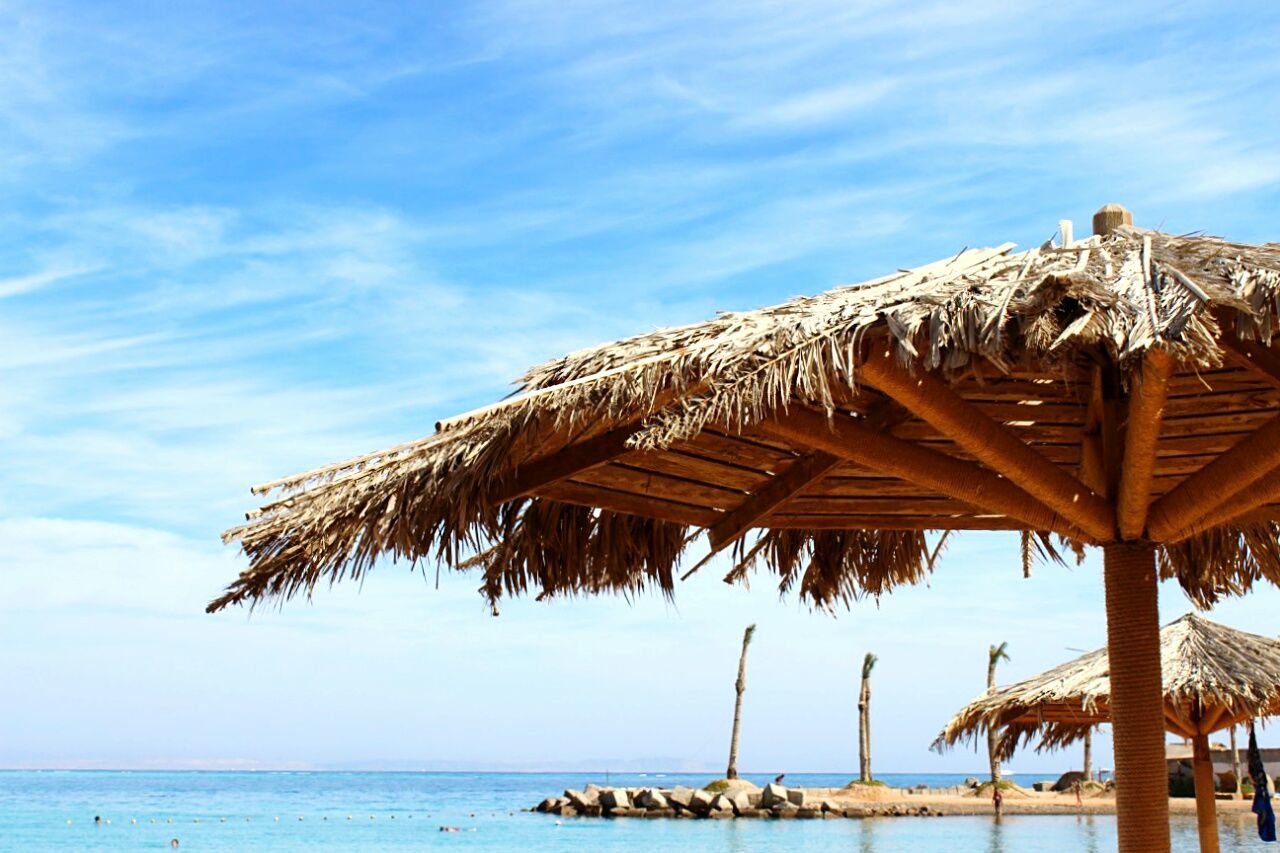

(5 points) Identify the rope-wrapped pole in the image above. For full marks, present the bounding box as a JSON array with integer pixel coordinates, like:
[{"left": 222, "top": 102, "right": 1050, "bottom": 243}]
[
  {"left": 1192, "top": 733, "right": 1221, "bottom": 853},
  {"left": 1103, "top": 542, "right": 1171, "bottom": 852}
]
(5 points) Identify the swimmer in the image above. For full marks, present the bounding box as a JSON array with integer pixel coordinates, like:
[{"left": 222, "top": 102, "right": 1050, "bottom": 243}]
[
  {"left": 170, "top": 840, "right": 180, "bottom": 849},
  {"left": 439, "top": 826, "right": 460, "bottom": 832}
]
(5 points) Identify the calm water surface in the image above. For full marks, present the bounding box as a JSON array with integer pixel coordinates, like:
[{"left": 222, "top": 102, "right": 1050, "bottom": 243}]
[{"left": 0, "top": 770, "right": 1268, "bottom": 851}]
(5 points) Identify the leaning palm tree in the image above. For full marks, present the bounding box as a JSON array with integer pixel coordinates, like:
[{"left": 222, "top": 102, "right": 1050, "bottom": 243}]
[
  {"left": 725, "top": 624, "right": 756, "bottom": 780},
  {"left": 987, "top": 642, "right": 1011, "bottom": 783},
  {"left": 859, "top": 652, "right": 878, "bottom": 782}
]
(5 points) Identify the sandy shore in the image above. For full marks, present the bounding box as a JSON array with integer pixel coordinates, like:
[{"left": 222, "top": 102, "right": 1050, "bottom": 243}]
[
  {"left": 535, "top": 782, "right": 1258, "bottom": 819},
  {"left": 809, "top": 786, "right": 1257, "bottom": 817}
]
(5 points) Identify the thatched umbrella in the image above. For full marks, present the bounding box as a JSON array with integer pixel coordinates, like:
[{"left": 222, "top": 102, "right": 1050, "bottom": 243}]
[
  {"left": 935, "top": 613, "right": 1280, "bottom": 853},
  {"left": 213, "top": 205, "right": 1280, "bottom": 852}
]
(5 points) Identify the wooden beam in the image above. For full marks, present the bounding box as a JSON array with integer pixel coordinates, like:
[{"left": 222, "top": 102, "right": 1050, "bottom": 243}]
[
  {"left": 496, "top": 424, "right": 640, "bottom": 505},
  {"left": 760, "top": 406, "right": 1088, "bottom": 540},
  {"left": 1146, "top": 410, "right": 1280, "bottom": 541},
  {"left": 1164, "top": 708, "right": 1198, "bottom": 740},
  {"left": 857, "top": 347, "right": 1114, "bottom": 540},
  {"left": 1079, "top": 367, "right": 1108, "bottom": 494},
  {"left": 706, "top": 451, "right": 842, "bottom": 550},
  {"left": 538, "top": 480, "right": 720, "bottom": 527},
  {"left": 1167, "top": 474, "right": 1280, "bottom": 542},
  {"left": 765, "top": 515, "right": 1024, "bottom": 531},
  {"left": 1198, "top": 703, "right": 1231, "bottom": 736},
  {"left": 1117, "top": 350, "right": 1174, "bottom": 539},
  {"left": 1220, "top": 333, "right": 1280, "bottom": 392}
]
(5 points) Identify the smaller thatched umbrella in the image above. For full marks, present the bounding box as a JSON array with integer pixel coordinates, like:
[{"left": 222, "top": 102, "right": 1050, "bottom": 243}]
[{"left": 935, "top": 613, "right": 1280, "bottom": 853}]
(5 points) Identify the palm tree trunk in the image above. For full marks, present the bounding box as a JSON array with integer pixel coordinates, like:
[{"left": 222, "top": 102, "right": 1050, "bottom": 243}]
[
  {"left": 987, "top": 655, "right": 1001, "bottom": 784},
  {"left": 858, "top": 679, "right": 872, "bottom": 781},
  {"left": 1230, "top": 725, "right": 1243, "bottom": 800},
  {"left": 1083, "top": 728, "right": 1093, "bottom": 782},
  {"left": 726, "top": 625, "right": 755, "bottom": 780},
  {"left": 858, "top": 653, "right": 875, "bottom": 782}
]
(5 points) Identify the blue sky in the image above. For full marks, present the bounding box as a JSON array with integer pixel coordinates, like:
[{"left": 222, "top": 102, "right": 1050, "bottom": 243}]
[{"left": 5, "top": 0, "right": 1280, "bottom": 774}]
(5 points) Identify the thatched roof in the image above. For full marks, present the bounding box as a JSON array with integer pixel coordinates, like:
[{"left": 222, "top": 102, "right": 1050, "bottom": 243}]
[
  {"left": 934, "top": 613, "right": 1280, "bottom": 758},
  {"left": 211, "top": 218, "right": 1280, "bottom": 612}
]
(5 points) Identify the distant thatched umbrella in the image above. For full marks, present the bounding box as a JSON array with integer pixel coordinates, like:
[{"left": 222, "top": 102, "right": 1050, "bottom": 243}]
[
  {"left": 214, "top": 205, "right": 1280, "bottom": 851},
  {"left": 935, "top": 613, "right": 1280, "bottom": 853}
]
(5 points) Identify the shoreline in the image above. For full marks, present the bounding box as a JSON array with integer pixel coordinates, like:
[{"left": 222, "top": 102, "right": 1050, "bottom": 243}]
[{"left": 534, "top": 782, "right": 1258, "bottom": 820}]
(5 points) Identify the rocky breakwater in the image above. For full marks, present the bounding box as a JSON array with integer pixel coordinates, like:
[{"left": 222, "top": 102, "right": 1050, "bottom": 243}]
[{"left": 532, "top": 781, "right": 939, "bottom": 819}]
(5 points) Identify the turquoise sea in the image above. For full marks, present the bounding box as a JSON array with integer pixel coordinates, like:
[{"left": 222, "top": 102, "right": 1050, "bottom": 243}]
[{"left": 0, "top": 770, "right": 1268, "bottom": 851}]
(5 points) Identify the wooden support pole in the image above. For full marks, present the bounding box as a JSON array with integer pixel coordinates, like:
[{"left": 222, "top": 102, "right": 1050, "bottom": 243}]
[
  {"left": 761, "top": 407, "right": 1086, "bottom": 540},
  {"left": 1192, "top": 733, "right": 1221, "bottom": 853},
  {"left": 706, "top": 452, "right": 842, "bottom": 551},
  {"left": 857, "top": 348, "right": 1114, "bottom": 540},
  {"left": 1117, "top": 350, "right": 1174, "bottom": 539},
  {"left": 1103, "top": 542, "right": 1171, "bottom": 853},
  {"left": 1146, "top": 411, "right": 1280, "bottom": 541}
]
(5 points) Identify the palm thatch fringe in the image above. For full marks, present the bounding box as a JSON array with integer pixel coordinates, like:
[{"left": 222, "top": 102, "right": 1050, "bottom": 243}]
[
  {"left": 933, "top": 613, "right": 1280, "bottom": 760},
  {"left": 214, "top": 227, "right": 1280, "bottom": 612}
]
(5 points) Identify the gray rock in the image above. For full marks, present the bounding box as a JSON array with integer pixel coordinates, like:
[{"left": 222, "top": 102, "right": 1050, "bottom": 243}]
[
  {"left": 565, "top": 789, "right": 598, "bottom": 810},
  {"left": 726, "top": 791, "right": 753, "bottom": 815},
  {"left": 709, "top": 794, "right": 735, "bottom": 816},
  {"left": 785, "top": 788, "right": 807, "bottom": 807},
  {"left": 667, "top": 786, "right": 695, "bottom": 810},
  {"left": 1032, "top": 780, "right": 1055, "bottom": 792},
  {"left": 609, "top": 807, "right": 644, "bottom": 818},
  {"left": 775, "top": 803, "right": 800, "bottom": 818},
  {"left": 797, "top": 807, "right": 820, "bottom": 819},
  {"left": 760, "top": 782, "right": 790, "bottom": 808},
  {"left": 964, "top": 777, "right": 980, "bottom": 788},
  {"left": 689, "top": 788, "right": 717, "bottom": 815},
  {"left": 599, "top": 789, "right": 631, "bottom": 810},
  {"left": 635, "top": 789, "right": 668, "bottom": 810},
  {"left": 535, "top": 798, "right": 557, "bottom": 813}
]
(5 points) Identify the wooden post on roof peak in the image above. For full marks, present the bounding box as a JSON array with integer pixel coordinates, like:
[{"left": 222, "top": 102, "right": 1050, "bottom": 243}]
[{"left": 1093, "top": 204, "right": 1133, "bottom": 236}]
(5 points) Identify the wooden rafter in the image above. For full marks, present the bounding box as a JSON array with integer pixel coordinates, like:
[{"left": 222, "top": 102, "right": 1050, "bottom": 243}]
[
  {"left": 703, "top": 397, "right": 912, "bottom": 550},
  {"left": 765, "top": 516, "right": 1024, "bottom": 531},
  {"left": 1146, "top": 411, "right": 1280, "bottom": 541},
  {"left": 1220, "top": 333, "right": 1280, "bottom": 392},
  {"left": 1079, "top": 367, "right": 1108, "bottom": 494},
  {"left": 1117, "top": 350, "right": 1174, "bottom": 539},
  {"left": 858, "top": 347, "right": 1114, "bottom": 541},
  {"left": 760, "top": 406, "right": 1087, "bottom": 540},
  {"left": 706, "top": 451, "right": 842, "bottom": 550},
  {"left": 496, "top": 424, "right": 640, "bottom": 504},
  {"left": 1168, "top": 475, "right": 1280, "bottom": 542}
]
